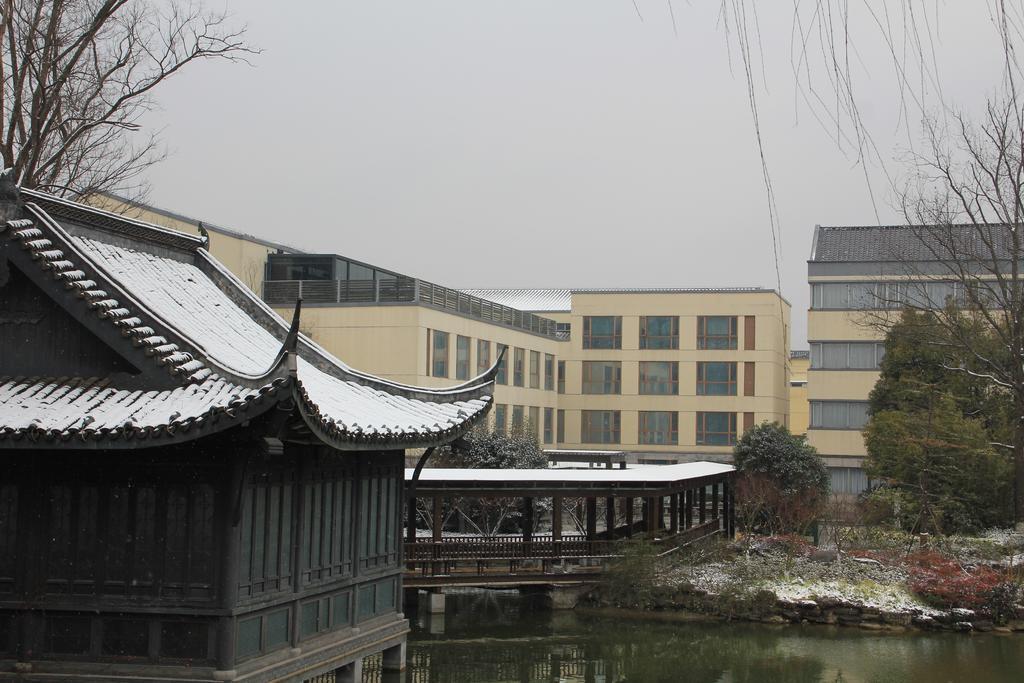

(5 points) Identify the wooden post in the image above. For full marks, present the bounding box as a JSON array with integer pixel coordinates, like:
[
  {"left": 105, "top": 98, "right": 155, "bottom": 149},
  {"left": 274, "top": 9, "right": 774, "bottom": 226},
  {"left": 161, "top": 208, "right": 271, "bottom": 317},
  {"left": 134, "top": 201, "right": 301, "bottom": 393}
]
[
  {"left": 711, "top": 482, "right": 720, "bottom": 522},
  {"left": 699, "top": 487, "right": 707, "bottom": 525},
  {"left": 684, "top": 490, "right": 693, "bottom": 529},
  {"left": 522, "top": 497, "right": 534, "bottom": 543},
  {"left": 585, "top": 497, "right": 598, "bottom": 541},
  {"left": 726, "top": 480, "right": 736, "bottom": 539},
  {"left": 624, "top": 497, "right": 634, "bottom": 536},
  {"left": 432, "top": 496, "right": 443, "bottom": 542},
  {"left": 406, "top": 496, "right": 417, "bottom": 543},
  {"left": 605, "top": 496, "right": 615, "bottom": 536},
  {"left": 670, "top": 493, "right": 679, "bottom": 533},
  {"left": 552, "top": 496, "right": 563, "bottom": 542},
  {"left": 645, "top": 498, "right": 657, "bottom": 534}
]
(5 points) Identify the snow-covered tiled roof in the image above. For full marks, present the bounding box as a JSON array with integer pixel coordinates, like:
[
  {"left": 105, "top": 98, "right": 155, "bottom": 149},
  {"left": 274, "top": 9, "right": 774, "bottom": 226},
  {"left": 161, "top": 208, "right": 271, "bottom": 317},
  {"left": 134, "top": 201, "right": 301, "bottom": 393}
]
[{"left": 0, "top": 181, "right": 496, "bottom": 450}]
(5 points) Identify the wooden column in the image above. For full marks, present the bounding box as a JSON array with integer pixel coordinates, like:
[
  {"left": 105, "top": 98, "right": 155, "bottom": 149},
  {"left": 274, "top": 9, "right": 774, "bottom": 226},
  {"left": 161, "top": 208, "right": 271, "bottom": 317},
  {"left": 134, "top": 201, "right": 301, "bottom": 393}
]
[
  {"left": 585, "top": 497, "right": 598, "bottom": 541},
  {"left": 669, "top": 493, "right": 679, "bottom": 533},
  {"left": 432, "top": 495, "right": 443, "bottom": 542},
  {"left": 552, "top": 496, "right": 563, "bottom": 542},
  {"left": 699, "top": 487, "right": 707, "bottom": 525},
  {"left": 605, "top": 496, "right": 615, "bottom": 536},
  {"left": 406, "top": 497, "right": 417, "bottom": 544},
  {"left": 522, "top": 497, "right": 534, "bottom": 543},
  {"left": 725, "top": 480, "right": 736, "bottom": 539},
  {"left": 624, "top": 497, "right": 634, "bottom": 537},
  {"left": 684, "top": 490, "right": 693, "bottom": 529},
  {"left": 711, "top": 482, "right": 720, "bottom": 521},
  {"left": 645, "top": 498, "right": 657, "bottom": 534}
]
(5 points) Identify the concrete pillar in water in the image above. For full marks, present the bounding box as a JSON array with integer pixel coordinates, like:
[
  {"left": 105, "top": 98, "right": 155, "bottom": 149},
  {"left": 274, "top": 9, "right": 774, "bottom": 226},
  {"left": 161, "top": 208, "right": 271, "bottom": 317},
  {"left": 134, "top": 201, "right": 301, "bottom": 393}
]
[{"left": 382, "top": 641, "right": 407, "bottom": 672}]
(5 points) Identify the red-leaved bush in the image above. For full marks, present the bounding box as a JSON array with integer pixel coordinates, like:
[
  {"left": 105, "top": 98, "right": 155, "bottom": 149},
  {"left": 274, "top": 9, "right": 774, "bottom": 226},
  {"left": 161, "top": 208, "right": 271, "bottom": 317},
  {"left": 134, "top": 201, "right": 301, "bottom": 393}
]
[{"left": 904, "top": 551, "right": 1002, "bottom": 610}]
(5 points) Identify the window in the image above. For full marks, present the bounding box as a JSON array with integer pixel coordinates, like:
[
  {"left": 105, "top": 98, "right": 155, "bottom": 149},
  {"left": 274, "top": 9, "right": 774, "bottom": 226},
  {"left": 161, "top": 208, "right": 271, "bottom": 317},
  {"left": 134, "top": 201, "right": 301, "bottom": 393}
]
[
  {"left": 103, "top": 618, "right": 149, "bottom": 657},
  {"left": 477, "top": 340, "right": 491, "bottom": 374},
  {"left": 456, "top": 336, "right": 471, "bottom": 380},
  {"left": 810, "top": 401, "right": 870, "bottom": 429},
  {"left": 697, "top": 316, "right": 738, "bottom": 350},
  {"left": 543, "top": 407, "right": 554, "bottom": 444},
  {"left": 640, "top": 316, "right": 679, "bottom": 349},
  {"left": 544, "top": 354, "right": 555, "bottom": 390},
  {"left": 582, "top": 361, "right": 622, "bottom": 394},
  {"left": 494, "top": 404, "right": 507, "bottom": 434},
  {"left": 639, "top": 361, "right": 679, "bottom": 395},
  {"left": 529, "top": 406, "right": 540, "bottom": 437},
  {"left": 512, "top": 405, "right": 524, "bottom": 431},
  {"left": 529, "top": 351, "right": 540, "bottom": 389},
  {"left": 830, "top": 467, "right": 870, "bottom": 495},
  {"left": 696, "top": 362, "right": 737, "bottom": 395},
  {"left": 556, "top": 409, "right": 565, "bottom": 443},
  {"left": 513, "top": 348, "right": 525, "bottom": 387},
  {"left": 581, "top": 410, "right": 621, "bottom": 444},
  {"left": 496, "top": 344, "right": 508, "bottom": 384},
  {"left": 432, "top": 331, "right": 449, "bottom": 378},
  {"left": 555, "top": 322, "right": 572, "bottom": 338},
  {"left": 583, "top": 316, "right": 622, "bottom": 349},
  {"left": 557, "top": 361, "right": 566, "bottom": 394},
  {"left": 639, "top": 411, "right": 678, "bottom": 445},
  {"left": 810, "top": 342, "right": 886, "bottom": 370},
  {"left": 696, "top": 412, "right": 737, "bottom": 446}
]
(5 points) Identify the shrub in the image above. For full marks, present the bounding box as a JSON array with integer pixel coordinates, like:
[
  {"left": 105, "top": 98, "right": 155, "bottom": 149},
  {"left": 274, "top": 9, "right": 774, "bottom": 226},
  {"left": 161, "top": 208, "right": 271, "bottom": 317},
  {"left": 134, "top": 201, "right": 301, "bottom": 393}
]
[
  {"left": 734, "top": 422, "right": 829, "bottom": 535},
  {"left": 904, "top": 551, "right": 1002, "bottom": 610}
]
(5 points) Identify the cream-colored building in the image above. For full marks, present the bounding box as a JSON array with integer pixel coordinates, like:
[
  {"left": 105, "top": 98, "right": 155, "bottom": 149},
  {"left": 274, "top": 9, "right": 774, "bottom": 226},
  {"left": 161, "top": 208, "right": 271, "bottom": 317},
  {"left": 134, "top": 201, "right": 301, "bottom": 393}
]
[
  {"left": 789, "top": 350, "right": 809, "bottom": 437},
  {"left": 92, "top": 194, "right": 792, "bottom": 463}
]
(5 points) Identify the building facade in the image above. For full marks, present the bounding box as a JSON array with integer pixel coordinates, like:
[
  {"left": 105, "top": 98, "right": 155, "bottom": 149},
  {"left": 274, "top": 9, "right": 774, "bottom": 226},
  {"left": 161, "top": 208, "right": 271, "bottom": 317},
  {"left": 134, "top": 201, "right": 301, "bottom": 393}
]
[
  {"left": 789, "top": 350, "right": 810, "bottom": 437},
  {"left": 92, "top": 196, "right": 792, "bottom": 464},
  {"left": 1, "top": 183, "right": 495, "bottom": 681}
]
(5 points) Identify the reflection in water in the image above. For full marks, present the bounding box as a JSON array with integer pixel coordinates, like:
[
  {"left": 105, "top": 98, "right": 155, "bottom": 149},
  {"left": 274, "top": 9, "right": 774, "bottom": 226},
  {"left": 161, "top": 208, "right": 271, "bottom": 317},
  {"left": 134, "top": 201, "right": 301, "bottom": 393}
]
[{"left": 398, "top": 588, "right": 1024, "bottom": 683}]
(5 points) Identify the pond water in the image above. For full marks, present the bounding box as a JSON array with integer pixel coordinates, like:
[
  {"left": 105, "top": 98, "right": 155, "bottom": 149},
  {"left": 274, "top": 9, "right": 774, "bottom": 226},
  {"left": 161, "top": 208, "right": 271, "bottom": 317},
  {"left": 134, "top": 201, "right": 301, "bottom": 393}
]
[{"left": 398, "top": 588, "right": 1024, "bottom": 683}]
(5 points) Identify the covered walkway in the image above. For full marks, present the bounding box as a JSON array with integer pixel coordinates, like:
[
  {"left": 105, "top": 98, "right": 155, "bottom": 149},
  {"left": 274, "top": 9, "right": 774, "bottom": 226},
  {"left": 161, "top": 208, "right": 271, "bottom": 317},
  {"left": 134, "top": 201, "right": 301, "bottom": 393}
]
[{"left": 403, "top": 462, "right": 736, "bottom": 585}]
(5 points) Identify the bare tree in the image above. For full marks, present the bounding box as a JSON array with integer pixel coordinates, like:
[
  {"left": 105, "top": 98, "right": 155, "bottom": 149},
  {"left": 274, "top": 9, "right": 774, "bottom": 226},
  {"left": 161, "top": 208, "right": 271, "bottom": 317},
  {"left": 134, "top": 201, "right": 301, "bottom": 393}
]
[{"left": 0, "top": 0, "right": 256, "bottom": 198}]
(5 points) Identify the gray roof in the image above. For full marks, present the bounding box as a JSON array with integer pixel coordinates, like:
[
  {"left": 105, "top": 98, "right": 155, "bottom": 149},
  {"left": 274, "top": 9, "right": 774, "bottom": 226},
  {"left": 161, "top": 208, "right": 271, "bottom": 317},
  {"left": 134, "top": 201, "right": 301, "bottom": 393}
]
[{"left": 812, "top": 224, "right": 1017, "bottom": 263}]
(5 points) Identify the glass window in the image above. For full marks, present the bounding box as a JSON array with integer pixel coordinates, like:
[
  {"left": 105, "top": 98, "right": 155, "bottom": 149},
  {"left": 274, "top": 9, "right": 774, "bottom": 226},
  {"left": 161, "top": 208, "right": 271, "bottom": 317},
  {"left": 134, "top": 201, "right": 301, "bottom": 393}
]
[
  {"left": 640, "top": 316, "right": 679, "bottom": 349},
  {"left": 639, "top": 361, "right": 679, "bottom": 395},
  {"left": 529, "top": 351, "right": 540, "bottom": 389},
  {"left": 557, "top": 361, "right": 566, "bottom": 394},
  {"left": 697, "top": 316, "right": 738, "bottom": 350},
  {"left": 583, "top": 316, "right": 622, "bottom": 349},
  {"left": 348, "top": 262, "right": 374, "bottom": 281},
  {"left": 477, "top": 340, "right": 491, "bottom": 375},
  {"left": 543, "top": 407, "right": 554, "bottom": 444},
  {"left": 431, "top": 331, "right": 449, "bottom": 378},
  {"left": 810, "top": 343, "right": 885, "bottom": 370},
  {"left": 556, "top": 322, "right": 572, "bottom": 338},
  {"left": 696, "top": 412, "right": 737, "bottom": 446},
  {"left": 513, "top": 348, "right": 525, "bottom": 387},
  {"left": 544, "top": 354, "right": 555, "bottom": 390},
  {"left": 810, "top": 401, "right": 871, "bottom": 429},
  {"left": 581, "top": 410, "right": 621, "bottom": 444},
  {"left": 456, "top": 336, "right": 471, "bottom": 380},
  {"left": 266, "top": 255, "right": 334, "bottom": 281},
  {"left": 556, "top": 409, "right": 565, "bottom": 443},
  {"left": 529, "top": 406, "right": 540, "bottom": 437},
  {"left": 830, "top": 467, "right": 871, "bottom": 495},
  {"left": 582, "top": 361, "right": 622, "bottom": 394},
  {"left": 639, "top": 411, "right": 678, "bottom": 445},
  {"left": 696, "top": 361, "right": 737, "bottom": 395},
  {"left": 512, "top": 405, "right": 524, "bottom": 431},
  {"left": 496, "top": 344, "right": 508, "bottom": 384},
  {"left": 494, "top": 404, "right": 507, "bottom": 434}
]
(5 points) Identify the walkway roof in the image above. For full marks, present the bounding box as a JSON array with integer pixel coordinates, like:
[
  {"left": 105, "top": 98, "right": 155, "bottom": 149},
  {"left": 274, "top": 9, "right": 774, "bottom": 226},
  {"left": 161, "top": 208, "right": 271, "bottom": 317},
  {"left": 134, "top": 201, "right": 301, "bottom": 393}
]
[{"left": 406, "top": 462, "right": 735, "bottom": 497}]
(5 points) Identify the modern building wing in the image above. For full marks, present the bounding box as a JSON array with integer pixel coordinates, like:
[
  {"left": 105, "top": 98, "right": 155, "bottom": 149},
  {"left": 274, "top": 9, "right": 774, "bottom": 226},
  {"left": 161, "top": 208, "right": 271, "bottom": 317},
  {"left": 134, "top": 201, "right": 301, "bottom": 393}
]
[{"left": 0, "top": 176, "right": 496, "bottom": 680}]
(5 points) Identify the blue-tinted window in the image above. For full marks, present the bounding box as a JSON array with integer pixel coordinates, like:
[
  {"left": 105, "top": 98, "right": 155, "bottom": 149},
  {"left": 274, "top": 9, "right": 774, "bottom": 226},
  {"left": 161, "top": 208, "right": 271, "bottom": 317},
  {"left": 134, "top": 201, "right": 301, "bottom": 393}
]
[
  {"left": 640, "top": 316, "right": 679, "bottom": 349},
  {"left": 697, "top": 316, "right": 737, "bottom": 350},
  {"left": 696, "top": 412, "right": 736, "bottom": 446},
  {"left": 696, "top": 362, "right": 737, "bottom": 395},
  {"left": 583, "top": 316, "right": 622, "bottom": 349}
]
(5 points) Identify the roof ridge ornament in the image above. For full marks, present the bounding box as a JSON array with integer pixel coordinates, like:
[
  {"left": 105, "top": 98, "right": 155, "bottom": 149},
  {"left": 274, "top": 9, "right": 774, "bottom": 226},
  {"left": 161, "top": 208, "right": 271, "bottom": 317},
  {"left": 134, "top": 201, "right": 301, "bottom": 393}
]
[{"left": 197, "top": 221, "right": 210, "bottom": 248}]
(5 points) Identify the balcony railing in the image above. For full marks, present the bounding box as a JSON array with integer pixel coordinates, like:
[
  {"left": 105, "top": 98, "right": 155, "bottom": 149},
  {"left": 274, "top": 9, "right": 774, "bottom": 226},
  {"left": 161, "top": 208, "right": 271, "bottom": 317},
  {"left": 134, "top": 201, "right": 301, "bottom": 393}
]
[{"left": 262, "top": 279, "right": 568, "bottom": 340}]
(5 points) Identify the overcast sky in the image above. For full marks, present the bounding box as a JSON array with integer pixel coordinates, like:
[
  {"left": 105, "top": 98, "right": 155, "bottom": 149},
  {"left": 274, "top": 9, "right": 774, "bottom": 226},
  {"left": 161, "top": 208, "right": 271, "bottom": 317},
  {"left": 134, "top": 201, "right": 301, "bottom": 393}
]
[{"left": 138, "top": 2, "right": 1004, "bottom": 347}]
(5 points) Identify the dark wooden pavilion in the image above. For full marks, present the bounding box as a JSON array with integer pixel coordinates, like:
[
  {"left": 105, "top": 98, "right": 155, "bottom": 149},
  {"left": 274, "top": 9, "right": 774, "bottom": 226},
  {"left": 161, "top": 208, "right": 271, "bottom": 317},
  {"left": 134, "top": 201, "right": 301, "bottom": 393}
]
[{"left": 0, "top": 173, "right": 497, "bottom": 682}]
